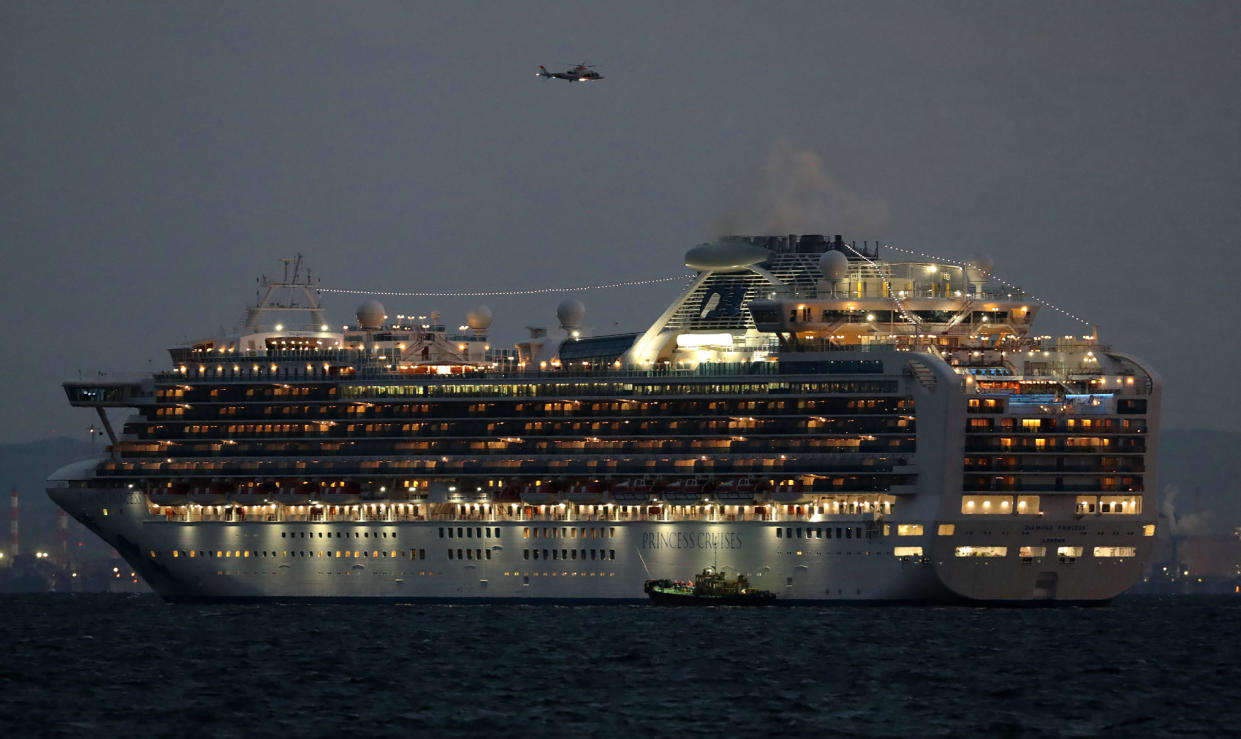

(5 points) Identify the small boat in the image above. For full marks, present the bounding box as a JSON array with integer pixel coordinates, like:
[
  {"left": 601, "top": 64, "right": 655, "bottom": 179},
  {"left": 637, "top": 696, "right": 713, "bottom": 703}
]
[
  {"left": 147, "top": 483, "right": 189, "bottom": 506},
  {"left": 521, "top": 481, "right": 558, "bottom": 505},
  {"left": 715, "top": 477, "right": 759, "bottom": 503},
  {"left": 494, "top": 484, "right": 522, "bottom": 503},
  {"left": 643, "top": 568, "right": 776, "bottom": 606},
  {"left": 232, "top": 481, "right": 276, "bottom": 506},
  {"left": 274, "top": 482, "right": 315, "bottom": 506},
  {"left": 320, "top": 481, "right": 362, "bottom": 505},
  {"left": 611, "top": 478, "right": 653, "bottom": 504},
  {"left": 768, "top": 479, "right": 806, "bottom": 503},
  {"left": 567, "top": 480, "right": 606, "bottom": 505},
  {"left": 662, "top": 478, "right": 707, "bottom": 504},
  {"left": 187, "top": 482, "right": 232, "bottom": 506}
]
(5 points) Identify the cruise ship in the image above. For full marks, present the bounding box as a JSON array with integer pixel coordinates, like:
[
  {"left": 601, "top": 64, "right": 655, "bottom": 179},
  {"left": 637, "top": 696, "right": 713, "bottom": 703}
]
[{"left": 48, "top": 237, "right": 1160, "bottom": 604}]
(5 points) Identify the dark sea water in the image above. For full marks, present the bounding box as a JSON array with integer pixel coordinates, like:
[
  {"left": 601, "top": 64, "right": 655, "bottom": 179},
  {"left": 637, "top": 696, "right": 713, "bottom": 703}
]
[{"left": 1, "top": 595, "right": 1237, "bottom": 737}]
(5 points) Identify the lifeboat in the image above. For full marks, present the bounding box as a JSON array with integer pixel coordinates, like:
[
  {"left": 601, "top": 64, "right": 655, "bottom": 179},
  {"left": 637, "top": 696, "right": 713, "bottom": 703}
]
[
  {"left": 275, "top": 481, "right": 316, "bottom": 506},
  {"left": 521, "top": 481, "right": 559, "bottom": 505},
  {"left": 147, "top": 483, "right": 189, "bottom": 506},
  {"left": 769, "top": 479, "right": 806, "bottom": 503},
  {"left": 495, "top": 484, "right": 522, "bottom": 503},
  {"left": 187, "top": 482, "right": 232, "bottom": 506},
  {"left": 320, "top": 481, "right": 362, "bottom": 505},
  {"left": 662, "top": 478, "right": 706, "bottom": 504},
  {"left": 611, "top": 478, "right": 653, "bottom": 504},
  {"left": 567, "top": 480, "right": 606, "bottom": 505},
  {"left": 232, "top": 481, "right": 276, "bottom": 506},
  {"left": 715, "top": 477, "right": 758, "bottom": 504}
]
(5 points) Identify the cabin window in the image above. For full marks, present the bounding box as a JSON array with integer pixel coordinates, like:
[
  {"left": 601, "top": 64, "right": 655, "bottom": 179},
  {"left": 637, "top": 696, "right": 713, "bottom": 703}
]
[
  {"left": 955, "top": 546, "right": 1007, "bottom": 557},
  {"left": 1094, "top": 546, "right": 1136, "bottom": 558}
]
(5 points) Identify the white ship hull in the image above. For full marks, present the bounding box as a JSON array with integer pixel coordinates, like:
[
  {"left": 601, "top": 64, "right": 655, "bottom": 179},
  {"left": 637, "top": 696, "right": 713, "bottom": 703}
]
[{"left": 49, "top": 487, "right": 1151, "bottom": 604}]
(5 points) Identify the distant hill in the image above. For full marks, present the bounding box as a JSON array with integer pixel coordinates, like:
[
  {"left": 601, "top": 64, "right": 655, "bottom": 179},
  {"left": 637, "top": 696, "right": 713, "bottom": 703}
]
[{"left": 2, "top": 428, "right": 1238, "bottom": 551}]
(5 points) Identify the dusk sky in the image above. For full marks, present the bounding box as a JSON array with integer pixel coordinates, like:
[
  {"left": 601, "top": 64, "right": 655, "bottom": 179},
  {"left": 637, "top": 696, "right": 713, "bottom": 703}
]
[{"left": 3, "top": 1, "right": 1238, "bottom": 444}]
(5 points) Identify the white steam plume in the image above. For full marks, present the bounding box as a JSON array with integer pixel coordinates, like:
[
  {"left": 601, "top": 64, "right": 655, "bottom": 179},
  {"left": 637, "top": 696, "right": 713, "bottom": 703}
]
[
  {"left": 1160, "top": 484, "right": 1211, "bottom": 537},
  {"left": 710, "top": 138, "right": 892, "bottom": 238}
]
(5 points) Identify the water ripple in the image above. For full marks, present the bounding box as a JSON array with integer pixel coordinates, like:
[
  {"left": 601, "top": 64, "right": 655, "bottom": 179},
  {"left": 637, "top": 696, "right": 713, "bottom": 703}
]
[{"left": 0, "top": 595, "right": 1237, "bottom": 736}]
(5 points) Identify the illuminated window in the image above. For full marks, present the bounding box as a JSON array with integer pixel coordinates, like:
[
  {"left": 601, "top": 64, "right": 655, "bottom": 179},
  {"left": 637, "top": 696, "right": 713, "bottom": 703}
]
[
  {"left": 897, "top": 524, "right": 923, "bottom": 536},
  {"left": 1057, "top": 546, "right": 1083, "bottom": 558},
  {"left": 937, "top": 524, "right": 955, "bottom": 536},
  {"left": 954, "top": 546, "right": 1007, "bottom": 557},
  {"left": 1100, "top": 496, "right": 1141, "bottom": 514},
  {"left": 962, "top": 495, "right": 1013, "bottom": 514},
  {"left": 1018, "top": 546, "right": 1046, "bottom": 557},
  {"left": 893, "top": 546, "right": 923, "bottom": 557},
  {"left": 1143, "top": 524, "right": 1156, "bottom": 537},
  {"left": 1093, "top": 546, "right": 1136, "bottom": 558}
]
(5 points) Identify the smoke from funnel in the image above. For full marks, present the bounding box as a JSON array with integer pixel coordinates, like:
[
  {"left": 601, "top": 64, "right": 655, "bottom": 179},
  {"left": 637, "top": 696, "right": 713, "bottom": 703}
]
[{"left": 710, "top": 138, "right": 893, "bottom": 238}]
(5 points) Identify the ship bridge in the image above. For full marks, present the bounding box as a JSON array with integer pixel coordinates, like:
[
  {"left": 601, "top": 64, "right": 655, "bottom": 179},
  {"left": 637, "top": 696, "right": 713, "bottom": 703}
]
[
  {"left": 64, "top": 377, "right": 155, "bottom": 461},
  {"left": 64, "top": 378, "right": 155, "bottom": 408}
]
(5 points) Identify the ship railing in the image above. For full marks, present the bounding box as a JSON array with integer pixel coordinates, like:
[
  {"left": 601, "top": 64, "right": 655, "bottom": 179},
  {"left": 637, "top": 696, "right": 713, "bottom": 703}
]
[
  {"left": 152, "top": 358, "right": 914, "bottom": 385},
  {"left": 764, "top": 283, "right": 1027, "bottom": 302},
  {"left": 150, "top": 504, "right": 895, "bottom": 525}
]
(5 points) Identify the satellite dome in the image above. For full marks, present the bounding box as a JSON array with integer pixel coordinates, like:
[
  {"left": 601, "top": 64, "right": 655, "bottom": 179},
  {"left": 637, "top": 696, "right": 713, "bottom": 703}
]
[
  {"left": 819, "top": 250, "right": 849, "bottom": 280},
  {"left": 356, "top": 299, "right": 386, "bottom": 330},
  {"left": 557, "top": 298, "right": 585, "bottom": 331},
  {"left": 466, "top": 305, "right": 493, "bottom": 333}
]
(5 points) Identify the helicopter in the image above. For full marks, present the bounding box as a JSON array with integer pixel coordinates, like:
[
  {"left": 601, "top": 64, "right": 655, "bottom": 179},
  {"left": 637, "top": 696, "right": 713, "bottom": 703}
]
[{"left": 537, "top": 62, "right": 604, "bottom": 82}]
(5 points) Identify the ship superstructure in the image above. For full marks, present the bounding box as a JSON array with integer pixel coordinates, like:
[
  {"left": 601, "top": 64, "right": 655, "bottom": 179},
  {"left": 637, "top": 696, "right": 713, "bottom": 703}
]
[{"left": 49, "top": 237, "right": 1159, "bottom": 603}]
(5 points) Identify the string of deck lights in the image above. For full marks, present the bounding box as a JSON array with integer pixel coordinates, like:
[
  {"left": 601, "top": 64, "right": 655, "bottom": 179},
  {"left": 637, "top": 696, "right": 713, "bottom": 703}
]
[
  {"left": 879, "top": 243, "right": 1093, "bottom": 327},
  {"left": 320, "top": 274, "right": 689, "bottom": 298},
  {"left": 319, "top": 244, "right": 1090, "bottom": 326}
]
